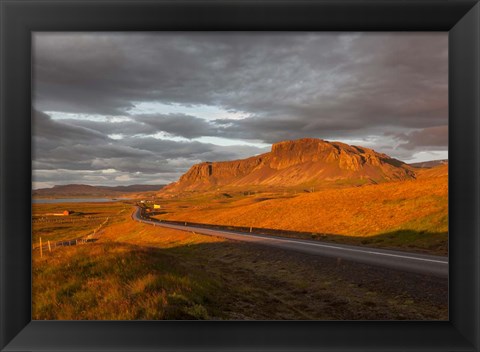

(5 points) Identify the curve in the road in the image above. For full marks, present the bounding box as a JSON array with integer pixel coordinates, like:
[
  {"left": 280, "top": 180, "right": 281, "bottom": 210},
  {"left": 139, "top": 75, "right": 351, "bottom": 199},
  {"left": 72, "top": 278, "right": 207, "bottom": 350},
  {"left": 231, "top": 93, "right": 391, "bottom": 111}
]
[{"left": 131, "top": 207, "right": 448, "bottom": 278}]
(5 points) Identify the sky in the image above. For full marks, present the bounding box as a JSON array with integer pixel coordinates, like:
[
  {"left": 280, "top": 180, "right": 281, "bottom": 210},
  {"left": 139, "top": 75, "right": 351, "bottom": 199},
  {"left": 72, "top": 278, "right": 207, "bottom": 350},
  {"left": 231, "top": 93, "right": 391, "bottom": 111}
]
[{"left": 32, "top": 32, "right": 448, "bottom": 189}]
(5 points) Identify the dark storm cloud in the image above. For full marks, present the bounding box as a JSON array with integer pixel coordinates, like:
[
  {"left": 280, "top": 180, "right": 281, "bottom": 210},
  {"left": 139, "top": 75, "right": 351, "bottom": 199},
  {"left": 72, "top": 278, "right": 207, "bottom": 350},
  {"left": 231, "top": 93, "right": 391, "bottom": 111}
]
[
  {"left": 33, "top": 110, "right": 106, "bottom": 143},
  {"left": 136, "top": 114, "right": 218, "bottom": 139},
  {"left": 33, "top": 33, "right": 448, "bottom": 187},
  {"left": 34, "top": 33, "right": 447, "bottom": 134},
  {"left": 214, "top": 34, "right": 447, "bottom": 143},
  {"left": 53, "top": 113, "right": 219, "bottom": 140},
  {"left": 119, "top": 136, "right": 267, "bottom": 163},
  {"left": 33, "top": 33, "right": 287, "bottom": 114},
  {"left": 395, "top": 125, "right": 448, "bottom": 150},
  {"left": 32, "top": 110, "right": 268, "bottom": 187}
]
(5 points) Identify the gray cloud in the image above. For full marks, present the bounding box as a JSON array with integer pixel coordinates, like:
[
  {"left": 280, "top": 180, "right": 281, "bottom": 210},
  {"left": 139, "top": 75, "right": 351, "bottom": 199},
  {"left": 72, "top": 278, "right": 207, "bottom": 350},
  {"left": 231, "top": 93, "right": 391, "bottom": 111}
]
[
  {"left": 32, "top": 33, "right": 448, "bottom": 187},
  {"left": 62, "top": 118, "right": 152, "bottom": 137},
  {"left": 32, "top": 110, "right": 268, "bottom": 187},
  {"left": 32, "top": 110, "right": 106, "bottom": 143},
  {"left": 396, "top": 125, "right": 448, "bottom": 150},
  {"left": 33, "top": 33, "right": 447, "bottom": 127},
  {"left": 136, "top": 114, "right": 218, "bottom": 139}
]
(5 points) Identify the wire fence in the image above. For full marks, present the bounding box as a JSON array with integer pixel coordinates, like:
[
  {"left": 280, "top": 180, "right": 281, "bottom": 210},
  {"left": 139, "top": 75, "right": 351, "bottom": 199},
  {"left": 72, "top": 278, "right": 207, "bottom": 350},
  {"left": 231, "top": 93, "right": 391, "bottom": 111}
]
[{"left": 33, "top": 217, "right": 110, "bottom": 257}]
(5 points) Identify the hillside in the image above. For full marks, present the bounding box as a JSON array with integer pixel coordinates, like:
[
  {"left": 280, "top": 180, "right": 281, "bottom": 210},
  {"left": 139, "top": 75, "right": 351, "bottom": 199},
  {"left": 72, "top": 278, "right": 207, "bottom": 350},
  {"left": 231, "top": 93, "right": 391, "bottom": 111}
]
[
  {"left": 159, "top": 174, "right": 447, "bottom": 237},
  {"left": 410, "top": 159, "right": 448, "bottom": 168},
  {"left": 415, "top": 163, "right": 448, "bottom": 179},
  {"left": 33, "top": 184, "right": 164, "bottom": 198},
  {"left": 162, "top": 138, "right": 416, "bottom": 193}
]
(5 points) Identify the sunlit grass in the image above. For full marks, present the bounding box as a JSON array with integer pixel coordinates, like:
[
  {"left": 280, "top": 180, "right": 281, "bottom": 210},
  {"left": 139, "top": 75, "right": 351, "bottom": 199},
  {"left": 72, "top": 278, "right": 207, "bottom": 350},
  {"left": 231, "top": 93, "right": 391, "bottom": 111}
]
[
  {"left": 32, "top": 173, "right": 448, "bottom": 320},
  {"left": 155, "top": 175, "right": 448, "bottom": 254},
  {"left": 32, "top": 241, "right": 221, "bottom": 320},
  {"left": 32, "top": 202, "right": 127, "bottom": 243}
]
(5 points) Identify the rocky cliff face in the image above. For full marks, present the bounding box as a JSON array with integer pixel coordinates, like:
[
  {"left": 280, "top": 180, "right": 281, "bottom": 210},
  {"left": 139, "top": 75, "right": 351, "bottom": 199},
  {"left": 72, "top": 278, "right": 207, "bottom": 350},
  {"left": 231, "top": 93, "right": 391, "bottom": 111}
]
[
  {"left": 163, "top": 138, "right": 416, "bottom": 192},
  {"left": 178, "top": 155, "right": 265, "bottom": 185}
]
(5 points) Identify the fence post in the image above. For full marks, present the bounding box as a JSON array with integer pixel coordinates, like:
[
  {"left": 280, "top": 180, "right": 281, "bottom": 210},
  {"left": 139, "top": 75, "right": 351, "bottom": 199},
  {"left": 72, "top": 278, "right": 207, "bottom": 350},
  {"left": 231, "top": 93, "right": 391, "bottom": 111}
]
[
  {"left": 47, "top": 240, "right": 51, "bottom": 252},
  {"left": 39, "top": 237, "right": 43, "bottom": 258}
]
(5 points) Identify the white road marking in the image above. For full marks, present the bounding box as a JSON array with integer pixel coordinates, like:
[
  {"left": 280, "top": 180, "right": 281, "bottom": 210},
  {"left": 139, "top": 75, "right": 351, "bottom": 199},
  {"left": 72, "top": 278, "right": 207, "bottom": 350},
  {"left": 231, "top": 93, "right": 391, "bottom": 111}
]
[
  {"left": 133, "top": 208, "right": 448, "bottom": 265},
  {"left": 181, "top": 227, "right": 448, "bottom": 265}
]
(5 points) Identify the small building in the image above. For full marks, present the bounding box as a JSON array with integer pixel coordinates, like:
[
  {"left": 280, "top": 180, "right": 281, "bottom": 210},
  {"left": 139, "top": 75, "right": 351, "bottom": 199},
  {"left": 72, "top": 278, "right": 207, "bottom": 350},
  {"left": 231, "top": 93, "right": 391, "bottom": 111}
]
[{"left": 153, "top": 204, "right": 161, "bottom": 209}]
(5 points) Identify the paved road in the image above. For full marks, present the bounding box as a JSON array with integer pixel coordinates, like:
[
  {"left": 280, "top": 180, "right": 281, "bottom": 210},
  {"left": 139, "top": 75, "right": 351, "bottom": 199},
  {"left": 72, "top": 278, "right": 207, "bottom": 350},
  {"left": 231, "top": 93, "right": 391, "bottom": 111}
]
[{"left": 132, "top": 207, "right": 448, "bottom": 278}]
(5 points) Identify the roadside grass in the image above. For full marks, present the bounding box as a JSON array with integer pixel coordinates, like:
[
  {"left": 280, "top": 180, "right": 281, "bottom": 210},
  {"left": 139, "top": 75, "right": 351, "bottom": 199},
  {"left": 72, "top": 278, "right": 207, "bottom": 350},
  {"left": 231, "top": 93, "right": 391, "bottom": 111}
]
[
  {"left": 33, "top": 241, "right": 222, "bottom": 320},
  {"left": 33, "top": 211, "right": 448, "bottom": 320},
  {"left": 155, "top": 175, "right": 448, "bottom": 255},
  {"left": 32, "top": 172, "right": 449, "bottom": 320}
]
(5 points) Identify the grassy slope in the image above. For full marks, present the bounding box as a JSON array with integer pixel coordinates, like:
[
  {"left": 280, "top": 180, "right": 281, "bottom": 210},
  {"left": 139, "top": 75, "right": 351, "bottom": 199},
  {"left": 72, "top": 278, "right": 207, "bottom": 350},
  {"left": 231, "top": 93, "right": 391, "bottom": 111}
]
[
  {"left": 33, "top": 205, "right": 447, "bottom": 320},
  {"left": 156, "top": 175, "right": 448, "bottom": 255}
]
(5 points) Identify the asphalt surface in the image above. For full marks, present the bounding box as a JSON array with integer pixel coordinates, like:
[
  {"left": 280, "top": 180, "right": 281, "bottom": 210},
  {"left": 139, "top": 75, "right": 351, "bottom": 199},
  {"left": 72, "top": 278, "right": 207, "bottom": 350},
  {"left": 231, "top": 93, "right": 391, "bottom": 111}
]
[{"left": 132, "top": 207, "right": 448, "bottom": 278}]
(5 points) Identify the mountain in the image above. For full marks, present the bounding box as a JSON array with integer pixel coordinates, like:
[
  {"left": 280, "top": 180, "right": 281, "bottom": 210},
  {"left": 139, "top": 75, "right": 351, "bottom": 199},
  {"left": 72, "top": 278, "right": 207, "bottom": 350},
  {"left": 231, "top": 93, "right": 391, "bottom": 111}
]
[
  {"left": 33, "top": 184, "right": 165, "bottom": 198},
  {"left": 410, "top": 159, "right": 448, "bottom": 168},
  {"left": 33, "top": 184, "right": 114, "bottom": 198},
  {"left": 103, "top": 185, "right": 165, "bottom": 193},
  {"left": 162, "top": 138, "right": 416, "bottom": 193}
]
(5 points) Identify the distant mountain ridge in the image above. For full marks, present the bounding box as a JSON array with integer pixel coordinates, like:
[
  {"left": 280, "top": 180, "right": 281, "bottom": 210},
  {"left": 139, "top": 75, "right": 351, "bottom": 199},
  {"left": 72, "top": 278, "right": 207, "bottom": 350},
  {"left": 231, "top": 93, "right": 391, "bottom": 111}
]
[
  {"left": 409, "top": 159, "right": 448, "bottom": 168},
  {"left": 33, "top": 184, "right": 164, "bottom": 198},
  {"left": 162, "top": 138, "right": 416, "bottom": 193}
]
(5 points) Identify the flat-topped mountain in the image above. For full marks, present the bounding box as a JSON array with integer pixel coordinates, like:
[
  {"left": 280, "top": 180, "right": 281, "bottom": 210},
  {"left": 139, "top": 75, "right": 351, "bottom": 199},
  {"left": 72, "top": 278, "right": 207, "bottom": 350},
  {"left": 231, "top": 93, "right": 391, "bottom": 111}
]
[
  {"left": 33, "top": 184, "right": 165, "bottom": 198},
  {"left": 162, "top": 138, "right": 416, "bottom": 193}
]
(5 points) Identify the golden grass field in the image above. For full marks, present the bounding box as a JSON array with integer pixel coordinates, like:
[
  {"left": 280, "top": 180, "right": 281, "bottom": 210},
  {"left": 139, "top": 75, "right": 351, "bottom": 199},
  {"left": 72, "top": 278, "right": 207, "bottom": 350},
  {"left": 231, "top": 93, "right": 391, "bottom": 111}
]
[
  {"left": 153, "top": 172, "right": 448, "bottom": 255},
  {"left": 32, "top": 168, "right": 448, "bottom": 320},
  {"left": 32, "top": 202, "right": 128, "bottom": 244},
  {"left": 32, "top": 202, "right": 447, "bottom": 320}
]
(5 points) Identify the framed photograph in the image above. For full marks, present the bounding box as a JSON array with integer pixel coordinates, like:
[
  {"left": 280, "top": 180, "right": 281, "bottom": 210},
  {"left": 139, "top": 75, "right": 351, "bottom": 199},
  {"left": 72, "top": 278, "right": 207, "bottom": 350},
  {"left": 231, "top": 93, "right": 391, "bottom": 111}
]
[{"left": 1, "top": 0, "right": 479, "bottom": 351}]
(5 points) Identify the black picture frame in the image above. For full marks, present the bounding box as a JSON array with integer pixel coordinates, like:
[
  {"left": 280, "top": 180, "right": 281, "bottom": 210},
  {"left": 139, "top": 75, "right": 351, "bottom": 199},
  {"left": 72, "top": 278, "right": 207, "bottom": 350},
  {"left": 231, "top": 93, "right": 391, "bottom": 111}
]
[{"left": 1, "top": 0, "right": 479, "bottom": 351}]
